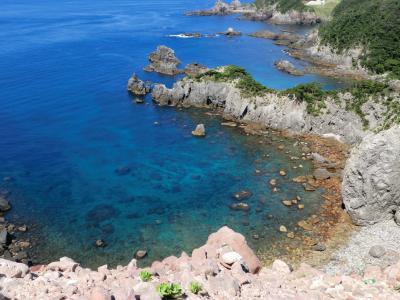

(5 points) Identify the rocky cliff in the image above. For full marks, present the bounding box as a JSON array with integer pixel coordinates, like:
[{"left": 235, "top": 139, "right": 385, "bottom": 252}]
[
  {"left": 241, "top": 6, "right": 320, "bottom": 25},
  {"left": 1, "top": 226, "right": 400, "bottom": 300},
  {"left": 151, "top": 68, "right": 393, "bottom": 145},
  {"left": 342, "top": 126, "right": 400, "bottom": 225}
]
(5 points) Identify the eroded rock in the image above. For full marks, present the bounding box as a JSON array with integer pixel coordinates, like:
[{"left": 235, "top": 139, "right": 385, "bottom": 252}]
[
  {"left": 274, "top": 60, "right": 304, "bottom": 76},
  {"left": 343, "top": 126, "right": 400, "bottom": 225},
  {"left": 144, "top": 46, "right": 182, "bottom": 75}
]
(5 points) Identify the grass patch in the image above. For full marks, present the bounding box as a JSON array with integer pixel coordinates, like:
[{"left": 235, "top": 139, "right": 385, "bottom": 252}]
[{"left": 195, "top": 65, "right": 273, "bottom": 97}]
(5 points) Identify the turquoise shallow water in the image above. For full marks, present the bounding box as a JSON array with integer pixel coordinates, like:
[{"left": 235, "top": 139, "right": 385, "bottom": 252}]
[{"left": 0, "top": 0, "right": 338, "bottom": 267}]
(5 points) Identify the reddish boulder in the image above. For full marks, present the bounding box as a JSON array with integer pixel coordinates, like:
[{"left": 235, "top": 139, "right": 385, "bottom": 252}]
[{"left": 204, "top": 226, "right": 262, "bottom": 274}]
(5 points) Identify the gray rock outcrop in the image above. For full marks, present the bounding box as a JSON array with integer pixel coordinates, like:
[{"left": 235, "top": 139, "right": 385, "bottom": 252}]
[
  {"left": 184, "top": 63, "right": 208, "bottom": 76},
  {"left": 144, "top": 46, "right": 182, "bottom": 75},
  {"left": 342, "top": 126, "right": 400, "bottom": 225},
  {"left": 127, "top": 74, "right": 148, "bottom": 95},
  {"left": 274, "top": 60, "right": 304, "bottom": 76}
]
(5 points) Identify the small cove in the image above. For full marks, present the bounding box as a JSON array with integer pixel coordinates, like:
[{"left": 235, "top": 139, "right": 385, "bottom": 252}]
[{"left": 0, "top": 0, "right": 345, "bottom": 267}]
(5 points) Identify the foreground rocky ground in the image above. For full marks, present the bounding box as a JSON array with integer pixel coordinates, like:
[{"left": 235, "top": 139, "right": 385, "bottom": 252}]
[{"left": 1, "top": 227, "right": 400, "bottom": 300}]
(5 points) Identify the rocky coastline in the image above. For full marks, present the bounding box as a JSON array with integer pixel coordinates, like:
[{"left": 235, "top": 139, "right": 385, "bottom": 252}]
[
  {"left": 2, "top": 226, "right": 400, "bottom": 300},
  {"left": 187, "top": 0, "right": 321, "bottom": 26},
  {"left": 2, "top": 3, "right": 400, "bottom": 297}
]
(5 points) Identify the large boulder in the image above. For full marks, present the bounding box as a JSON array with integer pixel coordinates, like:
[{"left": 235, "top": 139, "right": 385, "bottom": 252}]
[
  {"left": 199, "top": 226, "right": 262, "bottom": 273},
  {"left": 144, "top": 46, "right": 182, "bottom": 76},
  {"left": 342, "top": 126, "right": 400, "bottom": 225},
  {"left": 0, "top": 258, "right": 29, "bottom": 278}
]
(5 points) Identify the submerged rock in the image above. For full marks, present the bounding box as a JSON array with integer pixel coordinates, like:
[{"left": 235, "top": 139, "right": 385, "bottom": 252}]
[
  {"left": 191, "top": 124, "right": 206, "bottom": 137},
  {"left": 144, "top": 46, "right": 183, "bottom": 75},
  {"left": 95, "top": 239, "right": 105, "bottom": 248},
  {"left": 135, "top": 250, "right": 147, "bottom": 259},
  {"left": 233, "top": 190, "right": 252, "bottom": 200},
  {"left": 343, "top": 126, "right": 400, "bottom": 225},
  {"left": 0, "top": 196, "right": 11, "bottom": 212},
  {"left": 274, "top": 60, "right": 304, "bottom": 76},
  {"left": 230, "top": 202, "right": 250, "bottom": 211},
  {"left": 127, "top": 73, "right": 148, "bottom": 95}
]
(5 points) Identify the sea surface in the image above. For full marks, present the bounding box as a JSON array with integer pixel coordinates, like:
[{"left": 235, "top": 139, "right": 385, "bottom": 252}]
[{"left": 0, "top": 0, "right": 343, "bottom": 267}]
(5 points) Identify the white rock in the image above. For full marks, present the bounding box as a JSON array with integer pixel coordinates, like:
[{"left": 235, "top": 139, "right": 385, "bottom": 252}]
[
  {"left": 222, "top": 251, "right": 242, "bottom": 265},
  {"left": 0, "top": 258, "right": 29, "bottom": 278}
]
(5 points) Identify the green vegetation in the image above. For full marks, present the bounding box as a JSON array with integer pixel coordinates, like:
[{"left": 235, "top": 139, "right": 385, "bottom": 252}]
[
  {"left": 282, "top": 83, "right": 328, "bottom": 116},
  {"left": 312, "top": 0, "right": 340, "bottom": 19},
  {"left": 139, "top": 270, "right": 152, "bottom": 282},
  {"left": 345, "top": 81, "right": 391, "bottom": 128},
  {"left": 254, "top": 0, "right": 312, "bottom": 13},
  {"left": 156, "top": 283, "right": 183, "bottom": 299},
  {"left": 195, "top": 66, "right": 273, "bottom": 97},
  {"left": 319, "top": 0, "right": 400, "bottom": 78},
  {"left": 189, "top": 281, "right": 203, "bottom": 294}
]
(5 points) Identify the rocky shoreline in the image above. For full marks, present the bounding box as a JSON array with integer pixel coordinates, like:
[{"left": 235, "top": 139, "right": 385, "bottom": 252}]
[
  {"left": 2, "top": 226, "right": 400, "bottom": 299},
  {"left": 187, "top": 0, "right": 321, "bottom": 26}
]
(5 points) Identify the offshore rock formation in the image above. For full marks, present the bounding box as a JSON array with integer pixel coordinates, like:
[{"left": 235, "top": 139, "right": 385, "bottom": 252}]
[
  {"left": 144, "top": 46, "right": 183, "bottom": 76},
  {"left": 342, "top": 126, "right": 400, "bottom": 225},
  {"left": 249, "top": 31, "right": 300, "bottom": 46},
  {"left": 274, "top": 60, "right": 304, "bottom": 76},
  {"left": 151, "top": 71, "right": 388, "bottom": 144},
  {"left": 2, "top": 227, "right": 400, "bottom": 299},
  {"left": 127, "top": 74, "right": 148, "bottom": 95}
]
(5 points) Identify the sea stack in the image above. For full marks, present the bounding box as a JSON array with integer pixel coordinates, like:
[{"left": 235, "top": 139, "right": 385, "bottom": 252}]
[{"left": 144, "top": 45, "right": 183, "bottom": 75}]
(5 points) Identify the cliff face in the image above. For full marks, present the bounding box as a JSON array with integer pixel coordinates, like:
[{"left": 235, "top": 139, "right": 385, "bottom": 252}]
[
  {"left": 152, "top": 78, "right": 385, "bottom": 144},
  {"left": 343, "top": 126, "right": 400, "bottom": 225}
]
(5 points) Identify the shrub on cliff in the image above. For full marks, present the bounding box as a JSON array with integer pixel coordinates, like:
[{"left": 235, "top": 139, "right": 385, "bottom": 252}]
[
  {"left": 255, "top": 0, "right": 312, "bottom": 13},
  {"left": 319, "top": 0, "right": 400, "bottom": 78},
  {"left": 195, "top": 65, "right": 272, "bottom": 97}
]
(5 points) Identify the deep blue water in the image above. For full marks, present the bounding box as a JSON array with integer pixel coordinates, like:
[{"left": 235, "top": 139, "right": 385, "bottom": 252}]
[{"left": 0, "top": 0, "right": 339, "bottom": 267}]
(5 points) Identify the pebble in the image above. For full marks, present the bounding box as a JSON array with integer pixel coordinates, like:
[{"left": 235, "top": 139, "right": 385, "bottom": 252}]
[
  {"left": 287, "top": 232, "right": 295, "bottom": 239},
  {"left": 298, "top": 204, "right": 305, "bottom": 209},
  {"left": 279, "top": 170, "right": 286, "bottom": 176},
  {"left": 279, "top": 225, "right": 288, "bottom": 233},
  {"left": 369, "top": 245, "right": 386, "bottom": 258},
  {"left": 282, "top": 200, "right": 292, "bottom": 207},
  {"left": 313, "top": 243, "right": 326, "bottom": 252}
]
